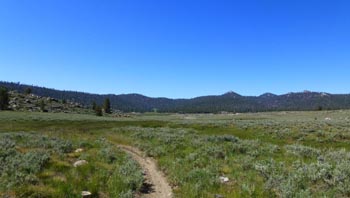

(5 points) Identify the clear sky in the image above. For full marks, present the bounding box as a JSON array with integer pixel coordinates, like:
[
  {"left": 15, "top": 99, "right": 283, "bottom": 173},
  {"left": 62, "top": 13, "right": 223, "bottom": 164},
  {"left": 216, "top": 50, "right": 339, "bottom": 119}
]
[{"left": 0, "top": 0, "right": 349, "bottom": 98}]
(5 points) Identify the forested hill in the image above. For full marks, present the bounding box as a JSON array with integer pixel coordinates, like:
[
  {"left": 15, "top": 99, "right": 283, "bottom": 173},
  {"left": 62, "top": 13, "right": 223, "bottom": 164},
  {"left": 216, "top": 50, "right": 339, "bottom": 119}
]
[{"left": 1, "top": 81, "right": 350, "bottom": 113}]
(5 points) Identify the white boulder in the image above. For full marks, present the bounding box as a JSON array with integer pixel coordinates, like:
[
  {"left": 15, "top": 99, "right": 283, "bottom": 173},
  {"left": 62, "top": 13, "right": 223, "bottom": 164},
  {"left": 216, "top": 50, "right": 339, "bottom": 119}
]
[
  {"left": 219, "top": 176, "right": 229, "bottom": 183},
  {"left": 73, "top": 160, "right": 88, "bottom": 167},
  {"left": 74, "top": 148, "right": 84, "bottom": 153},
  {"left": 81, "top": 191, "right": 91, "bottom": 197}
]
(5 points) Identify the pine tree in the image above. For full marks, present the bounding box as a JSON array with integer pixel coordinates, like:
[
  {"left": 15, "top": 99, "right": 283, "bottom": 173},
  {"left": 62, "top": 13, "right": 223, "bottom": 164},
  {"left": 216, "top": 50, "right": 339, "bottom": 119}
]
[
  {"left": 104, "top": 98, "right": 111, "bottom": 114},
  {"left": 95, "top": 105, "right": 103, "bottom": 116},
  {"left": 40, "top": 100, "right": 46, "bottom": 112},
  {"left": 25, "top": 87, "right": 32, "bottom": 95},
  {"left": 0, "top": 87, "right": 9, "bottom": 110},
  {"left": 92, "top": 101, "right": 97, "bottom": 110}
]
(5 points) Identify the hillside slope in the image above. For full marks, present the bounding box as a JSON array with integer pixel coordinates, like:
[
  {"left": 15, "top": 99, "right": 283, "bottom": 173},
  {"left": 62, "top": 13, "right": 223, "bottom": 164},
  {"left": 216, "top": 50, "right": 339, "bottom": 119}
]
[{"left": 6, "top": 90, "right": 89, "bottom": 113}]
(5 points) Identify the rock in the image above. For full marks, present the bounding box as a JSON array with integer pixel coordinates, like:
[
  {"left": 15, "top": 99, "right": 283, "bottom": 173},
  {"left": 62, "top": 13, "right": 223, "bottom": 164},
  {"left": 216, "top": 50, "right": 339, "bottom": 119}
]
[
  {"left": 325, "top": 117, "right": 332, "bottom": 121},
  {"left": 214, "top": 194, "right": 224, "bottom": 198},
  {"left": 81, "top": 191, "right": 92, "bottom": 197},
  {"left": 25, "top": 104, "right": 35, "bottom": 108},
  {"left": 75, "top": 148, "right": 84, "bottom": 153},
  {"left": 51, "top": 104, "right": 63, "bottom": 109},
  {"left": 219, "top": 176, "right": 229, "bottom": 183},
  {"left": 317, "top": 156, "right": 325, "bottom": 162},
  {"left": 73, "top": 160, "right": 88, "bottom": 167}
]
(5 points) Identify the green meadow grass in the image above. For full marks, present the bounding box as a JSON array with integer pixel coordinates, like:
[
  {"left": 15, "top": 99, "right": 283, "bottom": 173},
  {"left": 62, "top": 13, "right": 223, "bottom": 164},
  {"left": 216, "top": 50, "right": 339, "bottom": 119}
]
[{"left": 1, "top": 110, "right": 350, "bottom": 197}]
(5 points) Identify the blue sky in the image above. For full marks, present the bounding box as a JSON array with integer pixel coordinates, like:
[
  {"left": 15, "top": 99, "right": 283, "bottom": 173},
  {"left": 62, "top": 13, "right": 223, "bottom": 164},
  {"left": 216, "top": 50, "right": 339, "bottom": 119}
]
[{"left": 0, "top": 0, "right": 349, "bottom": 98}]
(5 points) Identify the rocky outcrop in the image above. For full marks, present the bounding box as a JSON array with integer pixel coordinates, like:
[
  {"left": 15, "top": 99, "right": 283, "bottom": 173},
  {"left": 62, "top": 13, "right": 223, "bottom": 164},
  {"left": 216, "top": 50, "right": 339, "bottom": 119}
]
[{"left": 7, "top": 91, "right": 88, "bottom": 113}]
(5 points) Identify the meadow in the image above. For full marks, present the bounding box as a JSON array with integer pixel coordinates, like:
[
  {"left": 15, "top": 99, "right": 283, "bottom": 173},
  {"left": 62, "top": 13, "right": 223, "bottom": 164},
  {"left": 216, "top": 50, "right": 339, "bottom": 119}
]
[{"left": 1, "top": 110, "right": 350, "bottom": 197}]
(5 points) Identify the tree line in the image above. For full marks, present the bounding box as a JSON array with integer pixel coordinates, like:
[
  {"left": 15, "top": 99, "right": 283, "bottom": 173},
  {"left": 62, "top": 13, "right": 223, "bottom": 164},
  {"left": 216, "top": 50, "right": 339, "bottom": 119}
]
[{"left": 92, "top": 98, "right": 111, "bottom": 116}]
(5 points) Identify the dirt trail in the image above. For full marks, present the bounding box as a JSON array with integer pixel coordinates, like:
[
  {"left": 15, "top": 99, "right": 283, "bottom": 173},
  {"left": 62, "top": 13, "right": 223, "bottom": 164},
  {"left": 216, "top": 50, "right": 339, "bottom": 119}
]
[{"left": 118, "top": 145, "right": 173, "bottom": 198}]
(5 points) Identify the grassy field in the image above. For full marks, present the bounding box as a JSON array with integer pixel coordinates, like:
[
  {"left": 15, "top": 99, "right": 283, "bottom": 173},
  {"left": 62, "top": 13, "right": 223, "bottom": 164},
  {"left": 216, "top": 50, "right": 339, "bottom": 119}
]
[{"left": 1, "top": 110, "right": 350, "bottom": 197}]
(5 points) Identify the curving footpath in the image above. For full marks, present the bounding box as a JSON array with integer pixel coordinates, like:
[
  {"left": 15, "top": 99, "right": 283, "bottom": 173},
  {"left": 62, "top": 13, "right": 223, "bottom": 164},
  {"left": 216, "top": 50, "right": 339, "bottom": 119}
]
[{"left": 118, "top": 145, "right": 173, "bottom": 198}]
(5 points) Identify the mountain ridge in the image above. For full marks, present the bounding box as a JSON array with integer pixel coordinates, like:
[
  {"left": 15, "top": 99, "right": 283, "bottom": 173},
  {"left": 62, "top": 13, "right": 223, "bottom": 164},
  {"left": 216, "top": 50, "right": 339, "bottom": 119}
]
[{"left": 1, "top": 81, "right": 350, "bottom": 113}]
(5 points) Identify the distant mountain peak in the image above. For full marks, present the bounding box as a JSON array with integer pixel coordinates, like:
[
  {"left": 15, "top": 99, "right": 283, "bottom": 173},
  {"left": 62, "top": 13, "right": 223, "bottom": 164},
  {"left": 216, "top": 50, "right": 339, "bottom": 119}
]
[
  {"left": 259, "top": 92, "right": 277, "bottom": 98},
  {"left": 222, "top": 91, "right": 241, "bottom": 97},
  {"left": 285, "top": 91, "right": 330, "bottom": 97},
  {"left": 320, "top": 92, "right": 330, "bottom": 97}
]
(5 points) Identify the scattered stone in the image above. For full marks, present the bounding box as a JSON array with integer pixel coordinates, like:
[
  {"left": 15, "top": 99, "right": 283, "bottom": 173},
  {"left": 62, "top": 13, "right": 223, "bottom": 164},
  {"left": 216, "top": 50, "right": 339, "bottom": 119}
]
[
  {"left": 73, "top": 160, "right": 88, "bottom": 167},
  {"left": 75, "top": 148, "right": 84, "bottom": 153},
  {"left": 81, "top": 191, "right": 92, "bottom": 197},
  {"left": 214, "top": 194, "right": 224, "bottom": 198},
  {"left": 219, "top": 176, "right": 229, "bottom": 183}
]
